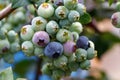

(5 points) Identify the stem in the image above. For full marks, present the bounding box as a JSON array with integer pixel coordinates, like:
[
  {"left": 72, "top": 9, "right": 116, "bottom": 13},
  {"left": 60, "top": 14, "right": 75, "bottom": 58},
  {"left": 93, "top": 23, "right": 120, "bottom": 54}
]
[
  {"left": 35, "top": 57, "right": 42, "bottom": 80},
  {"left": 0, "top": 4, "right": 16, "bottom": 20}
]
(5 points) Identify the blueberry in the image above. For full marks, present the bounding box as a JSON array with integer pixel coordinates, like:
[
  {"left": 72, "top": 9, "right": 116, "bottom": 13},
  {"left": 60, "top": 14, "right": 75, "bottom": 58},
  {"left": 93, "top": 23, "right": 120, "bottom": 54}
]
[
  {"left": 59, "top": 19, "right": 71, "bottom": 27},
  {"left": 87, "top": 48, "right": 96, "bottom": 60},
  {"left": 69, "top": 22, "right": 83, "bottom": 34},
  {"left": 76, "top": 36, "right": 89, "bottom": 50},
  {"left": 71, "top": 32, "right": 79, "bottom": 42},
  {"left": 63, "top": 41, "right": 76, "bottom": 56},
  {"left": 20, "top": 25, "right": 34, "bottom": 41},
  {"left": 75, "top": 48, "right": 87, "bottom": 62},
  {"left": 55, "top": 6, "right": 69, "bottom": 19},
  {"left": 76, "top": 3, "right": 86, "bottom": 15},
  {"left": 80, "top": 60, "right": 91, "bottom": 70},
  {"left": 88, "top": 40, "right": 95, "bottom": 49},
  {"left": 68, "top": 53, "right": 77, "bottom": 62},
  {"left": 46, "top": 20, "right": 59, "bottom": 35},
  {"left": 68, "top": 62, "right": 79, "bottom": 71},
  {"left": 37, "top": 3, "right": 55, "bottom": 18},
  {"left": 34, "top": 47, "right": 44, "bottom": 58},
  {"left": 21, "top": 41, "right": 34, "bottom": 56},
  {"left": 10, "top": 42, "right": 20, "bottom": 53},
  {"left": 53, "top": 55, "right": 68, "bottom": 69},
  {"left": 44, "top": 42, "right": 63, "bottom": 58},
  {"left": 31, "top": 16, "right": 47, "bottom": 31},
  {"left": 56, "top": 29, "right": 72, "bottom": 43},
  {"left": 32, "top": 31, "right": 50, "bottom": 47},
  {"left": 68, "top": 10, "right": 80, "bottom": 22},
  {"left": 7, "top": 30, "right": 18, "bottom": 42},
  {"left": 63, "top": 0, "right": 78, "bottom": 10},
  {"left": 111, "top": 12, "right": 120, "bottom": 27},
  {"left": 0, "top": 39, "right": 10, "bottom": 54}
]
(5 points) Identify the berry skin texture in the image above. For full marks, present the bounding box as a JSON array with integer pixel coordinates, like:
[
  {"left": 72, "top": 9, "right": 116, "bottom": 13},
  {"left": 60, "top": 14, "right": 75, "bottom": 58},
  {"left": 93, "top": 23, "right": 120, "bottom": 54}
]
[
  {"left": 7, "top": 30, "right": 18, "bottom": 42},
  {"left": 68, "top": 10, "right": 80, "bottom": 22},
  {"left": 10, "top": 42, "right": 20, "bottom": 53},
  {"left": 34, "top": 47, "right": 44, "bottom": 58},
  {"left": 20, "top": 25, "right": 34, "bottom": 41},
  {"left": 80, "top": 60, "right": 91, "bottom": 70},
  {"left": 87, "top": 48, "right": 96, "bottom": 60},
  {"left": 21, "top": 41, "right": 34, "bottom": 56},
  {"left": 63, "top": 0, "right": 78, "bottom": 10},
  {"left": 32, "top": 31, "right": 50, "bottom": 47},
  {"left": 75, "top": 48, "right": 87, "bottom": 62},
  {"left": 68, "top": 62, "right": 79, "bottom": 71},
  {"left": 55, "top": 6, "right": 69, "bottom": 19},
  {"left": 37, "top": 3, "right": 55, "bottom": 18},
  {"left": 111, "top": 12, "right": 120, "bottom": 27},
  {"left": 0, "top": 39, "right": 10, "bottom": 54},
  {"left": 59, "top": 19, "right": 71, "bottom": 27},
  {"left": 56, "top": 29, "right": 72, "bottom": 43},
  {"left": 69, "top": 22, "right": 83, "bottom": 34},
  {"left": 31, "top": 17, "right": 47, "bottom": 31},
  {"left": 76, "top": 36, "right": 89, "bottom": 50},
  {"left": 76, "top": 3, "right": 86, "bottom": 15},
  {"left": 44, "top": 42, "right": 63, "bottom": 58},
  {"left": 63, "top": 41, "right": 76, "bottom": 56},
  {"left": 53, "top": 55, "right": 68, "bottom": 69},
  {"left": 46, "top": 20, "right": 59, "bottom": 35}
]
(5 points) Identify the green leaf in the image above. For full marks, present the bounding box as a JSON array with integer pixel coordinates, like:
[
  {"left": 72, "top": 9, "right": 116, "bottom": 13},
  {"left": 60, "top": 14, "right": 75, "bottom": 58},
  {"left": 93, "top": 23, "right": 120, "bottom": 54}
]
[
  {"left": 11, "top": 0, "right": 31, "bottom": 8},
  {"left": 108, "top": 0, "right": 114, "bottom": 6},
  {"left": 0, "top": 67, "right": 14, "bottom": 80},
  {"left": 79, "top": 13, "right": 92, "bottom": 24}
]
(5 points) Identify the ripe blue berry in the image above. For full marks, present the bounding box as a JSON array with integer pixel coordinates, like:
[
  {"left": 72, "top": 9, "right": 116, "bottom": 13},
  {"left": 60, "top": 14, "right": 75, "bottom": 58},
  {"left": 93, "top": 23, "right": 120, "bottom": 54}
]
[
  {"left": 37, "top": 3, "right": 55, "bottom": 18},
  {"left": 46, "top": 20, "right": 59, "bottom": 35},
  {"left": 75, "top": 48, "right": 87, "bottom": 62},
  {"left": 63, "top": 0, "right": 78, "bottom": 10},
  {"left": 31, "top": 17, "right": 47, "bottom": 31},
  {"left": 21, "top": 41, "right": 34, "bottom": 56},
  {"left": 69, "top": 22, "right": 83, "bottom": 34},
  {"left": 55, "top": 6, "right": 69, "bottom": 19},
  {"left": 63, "top": 41, "right": 76, "bottom": 56},
  {"left": 32, "top": 31, "right": 50, "bottom": 47},
  {"left": 56, "top": 29, "right": 72, "bottom": 43},
  {"left": 76, "top": 36, "right": 89, "bottom": 50},
  {"left": 20, "top": 25, "right": 34, "bottom": 41},
  {"left": 68, "top": 10, "right": 80, "bottom": 22},
  {"left": 44, "top": 42, "right": 63, "bottom": 58}
]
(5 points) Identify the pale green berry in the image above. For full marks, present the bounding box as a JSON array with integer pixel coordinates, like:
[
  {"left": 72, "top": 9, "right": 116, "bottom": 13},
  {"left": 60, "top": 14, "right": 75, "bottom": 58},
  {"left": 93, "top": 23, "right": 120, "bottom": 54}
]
[
  {"left": 54, "top": 55, "right": 68, "bottom": 69},
  {"left": 0, "top": 29, "right": 6, "bottom": 39},
  {"left": 68, "top": 53, "right": 77, "bottom": 62},
  {"left": 2, "top": 23, "right": 12, "bottom": 31},
  {"left": 10, "top": 42, "right": 20, "bottom": 53},
  {"left": 56, "top": 29, "right": 72, "bottom": 43},
  {"left": 75, "top": 48, "right": 87, "bottom": 62},
  {"left": 20, "top": 25, "right": 34, "bottom": 41},
  {"left": 31, "top": 17, "right": 47, "bottom": 31},
  {"left": 87, "top": 48, "right": 96, "bottom": 60},
  {"left": 69, "top": 22, "right": 83, "bottom": 34},
  {"left": 80, "top": 60, "right": 91, "bottom": 70},
  {"left": 41, "top": 63, "right": 52, "bottom": 76},
  {"left": 59, "top": 19, "right": 71, "bottom": 27},
  {"left": 3, "top": 53, "right": 14, "bottom": 63},
  {"left": 0, "top": 39, "right": 10, "bottom": 54},
  {"left": 76, "top": 3, "right": 86, "bottom": 15},
  {"left": 68, "top": 62, "right": 79, "bottom": 71},
  {"left": 52, "top": 69, "right": 65, "bottom": 80},
  {"left": 7, "top": 30, "right": 18, "bottom": 42},
  {"left": 34, "top": 47, "right": 44, "bottom": 58},
  {"left": 37, "top": 3, "right": 54, "bottom": 18},
  {"left": 21, "top": 41, "right": 34, "bottom": 56},
  {"left": 88, "top": 40, "right": 95, "bottom": 49},
  {"left": 46, "top": 20, "right": 59, "bottom": 35}
]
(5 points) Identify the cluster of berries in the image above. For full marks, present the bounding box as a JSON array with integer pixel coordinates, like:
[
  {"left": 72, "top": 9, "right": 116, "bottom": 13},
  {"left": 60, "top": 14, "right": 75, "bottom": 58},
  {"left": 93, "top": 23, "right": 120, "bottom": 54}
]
[{"left": 20, "top": 0, "right": 97, "bottom": 79}]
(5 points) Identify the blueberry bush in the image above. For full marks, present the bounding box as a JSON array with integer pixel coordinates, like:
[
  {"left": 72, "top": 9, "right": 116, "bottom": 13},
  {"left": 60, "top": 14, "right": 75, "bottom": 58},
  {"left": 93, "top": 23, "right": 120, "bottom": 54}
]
[{"left": 0, "top": 0, "right": 119, "bottom": 80}]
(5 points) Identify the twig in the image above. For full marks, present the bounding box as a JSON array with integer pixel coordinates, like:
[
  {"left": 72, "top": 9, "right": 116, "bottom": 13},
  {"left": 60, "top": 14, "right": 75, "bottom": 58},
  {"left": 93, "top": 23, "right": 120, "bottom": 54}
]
[{"left": 0, "top": 4, "right": 16, "bottom": 20}]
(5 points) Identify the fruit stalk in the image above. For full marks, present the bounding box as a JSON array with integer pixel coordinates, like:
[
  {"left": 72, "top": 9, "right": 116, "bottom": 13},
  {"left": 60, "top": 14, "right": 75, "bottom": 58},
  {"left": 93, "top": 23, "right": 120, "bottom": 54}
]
[{"left": 0, "top": 4, "right": 16, "bottom": 20}]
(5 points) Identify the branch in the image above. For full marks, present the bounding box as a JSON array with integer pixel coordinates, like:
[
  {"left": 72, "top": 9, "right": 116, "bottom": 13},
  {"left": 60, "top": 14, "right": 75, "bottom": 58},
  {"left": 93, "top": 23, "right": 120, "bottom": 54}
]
[{"left": 0, "top": 4, "right": 16, "bottom": 20}]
